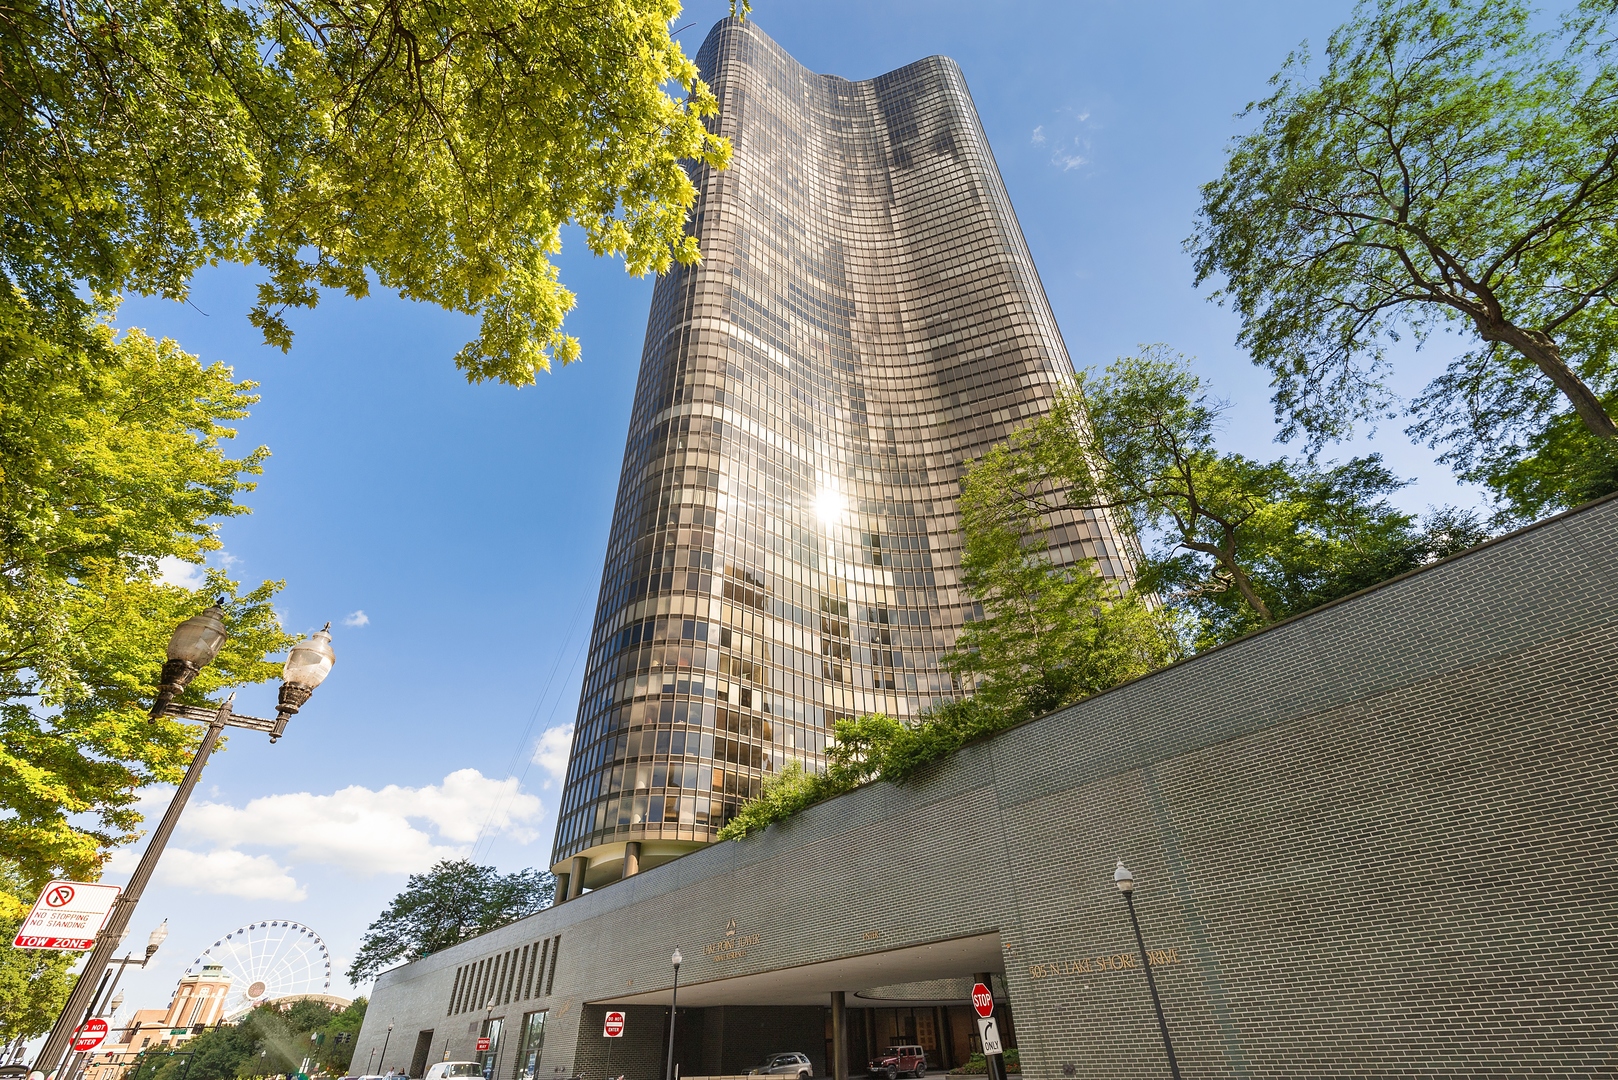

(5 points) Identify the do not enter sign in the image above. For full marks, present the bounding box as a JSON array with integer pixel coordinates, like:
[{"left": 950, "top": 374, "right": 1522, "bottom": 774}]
[
  {"left": 971, "top": 982, "right": 993, "bottom": 1018},
  {"left": 74, "top": 1018, "right": 109, "bottom": 1052},
  {"left": 603, "top": 1012, "right": 625, "bottom": 1038}
]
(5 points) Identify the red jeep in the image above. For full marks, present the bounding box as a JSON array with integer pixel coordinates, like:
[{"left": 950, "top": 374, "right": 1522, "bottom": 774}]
[{"left": 869, "top": 1046, "right": 926, "bottom": 1079}]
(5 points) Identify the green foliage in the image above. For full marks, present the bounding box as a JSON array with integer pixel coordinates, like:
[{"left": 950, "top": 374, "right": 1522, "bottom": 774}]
[
  {"left": 1042, "top": 347, "right": 1491, "bottom": 647},
  {"left": 126, "top": 998, "right": 365, "bottom": 1080},
  {"left": 3, "top": 0, "right": 735, "bottom": 384},
  {"left": 348, "top": 860, "right": 554, "bottom": 982},
  {"left": 954, "top": 419, "right": 1179, "bottom": 720},
  {"left": 0, "top": 321, "right": 296, "bottom": 1039},
  {"left": 0, "top": 323, "right": 295, "bottom": 898},
  {"left": 949, "top": 1049, "right": 1020, "bottom": 1075},
  {"left": 714, "top": 761, "right": 828, "bottom": 841},
  {"left": 0, "top": 863, "right": 73, "bottom": 1044},
  {"left": 1190, "top": 0, "right": 1618, "bottom": 517},
  {"left": 312, "top": 998, "right": 368, "bottom": 1075}
]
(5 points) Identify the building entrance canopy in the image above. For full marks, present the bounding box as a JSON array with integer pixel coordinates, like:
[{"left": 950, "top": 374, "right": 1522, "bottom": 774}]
[{"left": 592, "top": 933, "right": 1004, "bottom": 1008}]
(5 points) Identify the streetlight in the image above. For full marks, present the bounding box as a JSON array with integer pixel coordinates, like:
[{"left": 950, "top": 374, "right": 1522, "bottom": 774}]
[
  {"left": 663, "top": 950, "right": 683, "bottom": 1080},
  {"left": 33, "top": 607, "right": 336, "bottom": 1075},
  {"left": 1114, "top": 862, "right": 1181, "bottom": 1080},
  {"left": 379, "top": 1022, "right": 394, "bottom": 1074}
]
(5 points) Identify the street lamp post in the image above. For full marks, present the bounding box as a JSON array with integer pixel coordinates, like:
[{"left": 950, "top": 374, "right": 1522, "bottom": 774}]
[
  {"left": 33, "top": 606, "right": 336, "bottom": 1075},
  {"left": 663, "top": 950, "right": 682, "bottom": 1080},
  {"left": 1114, "top": 862, "right": 1181, "bottom": 1080},
  {"left": 379, "top": 1023, "right": 394, "bottom": 1075}
]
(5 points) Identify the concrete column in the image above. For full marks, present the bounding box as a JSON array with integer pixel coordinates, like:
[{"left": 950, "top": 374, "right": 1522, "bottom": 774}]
[
  {"left": 972, "top": 973, "right": 1006, "bottom": 1080},
  {"left": 623, "top": 842, "right": 642, "bottom": 879},
  {"left": 568, "top": 856, "right": 588, "bottom": 900},
  {"left": 830, "top": 991, "right": 848, "bottom": 1080},
  {"left": 553, "top": 873, "right": 570, "bottom": 904}
]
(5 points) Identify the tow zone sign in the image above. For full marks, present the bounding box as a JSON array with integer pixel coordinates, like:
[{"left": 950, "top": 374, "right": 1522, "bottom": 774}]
[{"left": 12, "top": 880, "right": 121, "bottom": 950}]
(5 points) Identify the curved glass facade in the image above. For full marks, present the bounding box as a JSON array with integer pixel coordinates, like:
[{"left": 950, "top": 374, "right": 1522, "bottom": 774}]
[{"left": 550, "top": 18, "right": 1134, "bottom": 885}]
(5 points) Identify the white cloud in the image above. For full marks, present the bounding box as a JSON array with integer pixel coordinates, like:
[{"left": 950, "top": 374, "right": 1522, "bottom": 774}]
[
  {"left": 157, "top": 849, "right": 306, "bottom": 901},
  {"left": 180, "top": 769, "right": 543, "bottom": 876},
  {"left": 156, "top": 557, "right": 206, "bottom": 589},
  {"left": 342, "top": 610, "right": 370, "bottom": 627},
  {"left": 1030, "top": 125, "right": 1046, "bottom": 145},
  {"left": 1051, "top": 139, "right": 1090, "bottom": 171},
  {"left": 532, "top": 724, "right": 574, "bottom": 789}
]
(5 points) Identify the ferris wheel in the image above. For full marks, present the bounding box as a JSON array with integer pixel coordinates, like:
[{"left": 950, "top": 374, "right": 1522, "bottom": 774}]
[{"left": 183, "top": 919, "right": 333, "bottom": 1019}]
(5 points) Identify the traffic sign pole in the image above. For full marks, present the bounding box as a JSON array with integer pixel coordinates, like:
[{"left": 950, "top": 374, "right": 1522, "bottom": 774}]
[
  {"left": 603, "top": 1010, "right": 625, "bottom": 1080},
  {"left": 971, "top": 974, "right": 1007, "bottom": 1080}
]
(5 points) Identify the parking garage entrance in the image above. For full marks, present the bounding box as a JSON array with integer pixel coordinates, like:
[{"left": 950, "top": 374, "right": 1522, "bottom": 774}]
[{"left": 573, "top": 934, "right": 1016, "bottom": 1080}]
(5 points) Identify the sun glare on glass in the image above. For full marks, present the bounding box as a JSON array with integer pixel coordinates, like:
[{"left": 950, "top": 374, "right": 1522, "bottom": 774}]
[{"left": 814, "top": 486, "right": 845, "bottom": 526}]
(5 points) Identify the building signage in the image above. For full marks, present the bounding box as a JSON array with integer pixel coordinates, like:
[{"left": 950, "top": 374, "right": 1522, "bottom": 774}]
[
  {"left": 975, "top": 1017, "right": 1002, "bottom": 1057},
  {"left": 13, "top": 880, "right": 121, "bottom": 951},
  {"left": 73, "top": 1019, "right": 109, "bottom": 1052},
  {"left": 971, "top": 983, "right": 993, "bottom": 1018},
  {"left": 476, "top": 1038, "right": 491, "bottom": 1053},
  {"left": 603, "top": 1012, "right": 625, "bottom": 1038},
  {"left": 1027, "top": 947, "right": 1182, "bottom": 979},
  {"left": 704, "top": 918, "right": 760, "bottom": 963}
]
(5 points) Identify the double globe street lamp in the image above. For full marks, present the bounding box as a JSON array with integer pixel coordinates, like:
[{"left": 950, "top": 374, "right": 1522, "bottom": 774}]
[{"left": 34, "top": 603, "right": 336, "bottom": 1076}]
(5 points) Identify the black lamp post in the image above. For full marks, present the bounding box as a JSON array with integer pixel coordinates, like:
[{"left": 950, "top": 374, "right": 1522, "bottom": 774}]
[
  {"left": 1114, "top": 862, "right": 1181, "bottom": 1080},
  {"left": 379, "top": 1023, "right": 394, "bottom": 1073},
  {"left": 33, "top": 606, "right": 336, "bottom": 1075},
  {"left": 663, "top": 950, "right": 683, "bottom": 1080}
]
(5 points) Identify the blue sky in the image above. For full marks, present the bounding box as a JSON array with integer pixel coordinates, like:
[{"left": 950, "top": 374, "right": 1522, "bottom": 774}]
[{"left": 87, "top": 0, "right": 1489, "bottom": 1021}]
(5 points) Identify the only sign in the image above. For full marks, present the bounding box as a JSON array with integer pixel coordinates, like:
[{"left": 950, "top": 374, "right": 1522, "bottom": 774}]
[
  {"left": 971, "top": 982, "right": 994, "bottom": 1019},
  {"left": 74, "top": 1018, "right": 109, "bottom": 1052},
  {"left": 603, "top": 1012, "right": 625, "bottom": 1038}
]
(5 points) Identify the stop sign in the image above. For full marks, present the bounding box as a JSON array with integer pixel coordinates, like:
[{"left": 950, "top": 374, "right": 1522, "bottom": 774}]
[
  {"left": 603, "top": 1011, "right": 625, "bottom": 1038},
  {"left": 971, "top": 983, "right": 993, "bottom": 1018},
  {"left": 74, "top": 1018, "right": 109, "bottom": 1052}
]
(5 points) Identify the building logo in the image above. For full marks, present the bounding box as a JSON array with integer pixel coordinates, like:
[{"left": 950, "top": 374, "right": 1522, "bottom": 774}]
[{"left": 706, "top": 919, "right": 758, "bottom": 962}]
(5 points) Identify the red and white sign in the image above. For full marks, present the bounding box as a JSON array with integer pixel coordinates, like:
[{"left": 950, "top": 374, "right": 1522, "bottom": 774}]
[
  {"left": 73, "top": 1019, "right": 109, "bottom": 1052},
  {"left": 476, "top": 1038, "right": 491, "bottom": 1053},
  {"left": 971, "top": 982, "right": 994, "bottom": 1018},
  {"left": 12, "top": 880, "right": 121, "bottom": 951},
  {"left": 603, "top": 1012, "right": 625, "bottom": 1038}
]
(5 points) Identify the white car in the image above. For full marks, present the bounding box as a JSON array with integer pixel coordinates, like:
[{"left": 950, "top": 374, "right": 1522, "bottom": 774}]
[{"left": 425, "top": 1064, "right": 485, "bottom": 1080}]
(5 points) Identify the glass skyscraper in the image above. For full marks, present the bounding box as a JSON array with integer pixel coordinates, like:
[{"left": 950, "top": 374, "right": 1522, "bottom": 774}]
[{"left": 549, "top": 18, "right": 1134, "bottom": 894}]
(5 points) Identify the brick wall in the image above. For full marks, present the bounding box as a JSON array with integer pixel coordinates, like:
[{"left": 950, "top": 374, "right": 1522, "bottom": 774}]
[{"left": 357, "top": 496, "right": 1618, "bottom": 1078}]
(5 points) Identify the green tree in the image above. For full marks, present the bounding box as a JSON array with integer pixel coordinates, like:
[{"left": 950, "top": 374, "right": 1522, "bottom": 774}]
[
  {"left": 3, "top": 0, "right": 736, "bottom": 385},
  {"left": 348, "top": 861, "right": 555, "bottom": 982},
  {"left": 1001, "top": 348, "right": 1489, "bottom": 648},
  {"left": 0, "top": 863, "right": 73, "bottom": 1046},
  {"left": 1190, "top": 0, "right": 1618, "bottom": 517},
  {"left": 313, "top": 998, "right": 368, "bottom": 1075},
  {"left": 0, "top": 324, "right": 296, "bottom": 1041},
  {"left": 952, "top": 435, "right": 1176, "bottom": 721}
]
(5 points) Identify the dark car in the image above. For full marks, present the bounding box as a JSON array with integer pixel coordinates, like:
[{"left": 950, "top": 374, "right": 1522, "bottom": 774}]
[
  {"left": 748, "top": 1053, "right": 812, "bottom": 1079},
  {"left": 868, "top": 1046, "right": 926, "bottom": 1079}
]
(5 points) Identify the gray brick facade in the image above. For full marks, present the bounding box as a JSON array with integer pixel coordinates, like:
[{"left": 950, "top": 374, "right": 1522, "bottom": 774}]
[{"left": 358, "top": 494, "right": 1618, "bottom": 1078}]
